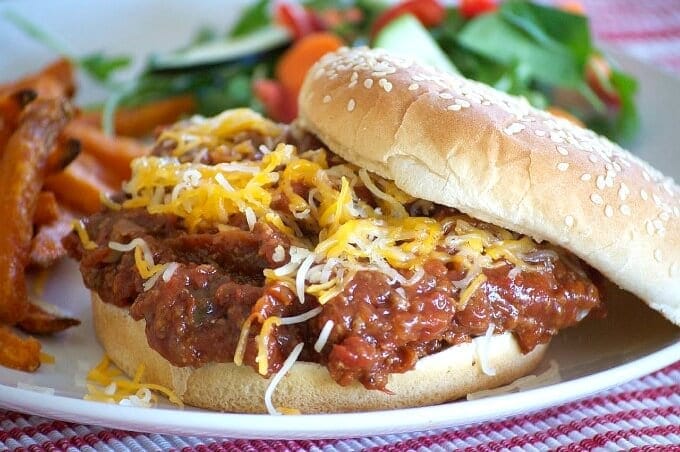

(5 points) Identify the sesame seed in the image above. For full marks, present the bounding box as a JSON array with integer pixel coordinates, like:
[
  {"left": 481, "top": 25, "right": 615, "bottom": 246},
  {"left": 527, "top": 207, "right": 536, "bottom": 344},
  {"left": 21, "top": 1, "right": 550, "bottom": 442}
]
[
  {"left": 351, "top": 71, "right": 358, "bottom": 81},
  {"left": 590, "top": 193, "right": 604, "bottom": 205},
  {"left": 534, "top": 130, "right": 546, "bottom": 137},
  {"left": 364, "top": 78, "right": 373, "bottom": 89},
  {"left": 670, "top": 262, "right": 679, "bottom": 277},
  {"left": 674, "top": 206, "right": 680, "bottom": 217},
  {"left": 641, "top": 189, "right": 648, "bottom": 200},
  {"left": 643, "top": 171, "right": 651, "bottom": 182},
  {"left": 618, "top": 183, "right": 630, "bottom": 201},
  {"left": 557, "top": 146, "right": 569, "bottom": 156},
  {"left": 581, "top": 173, "right": 592, "bottom": 182},
  {"left": 455, "top": 99, "right": 471, "bottom": 108},
  {"left": 347, "top": 99, "right": 356, "bottom": 112},
  {"left": 660, "top": 211, "right": 670, "bottom": 221},
  {"left": 652, "top": 193, "right": 662, "bottom": 206},
  {"left": 646, "top": 221, "right": 655, "bottom": 235},
  {"left": 323, "top": 95, "right": 332, "bottom": 104},
  {"left": 653, "top": 219, "right": 663, "bottom": 230},
  {"left": 654, "top": 249, "right": 663, "bottom": 263},
  {"left": 589, "top": 154, "right": 598, "bottom": 163},
  {"left": 605, "top": 205, "right": 614, "bottom": 217},
  {"left": 504, "top": 123, "right": 525, "bottom": 136},
  {"left": 482, "top": 100, "right": 492, "bottom": 106},
  {"left": 372, "top": 71, "right": 388, "bottom": 77},
  {"left": 557, "top": 162, "right": 569, "bottom": 172},
  {"left": 447, "top": 104, "right": 462, "bottom": 111},
  {"left": 408, "top": 83, "right": 419, "bottom": 91},
  {"left": 613, "top": 162, "right": 622, "bottom": 172},
  {"left": 564, "top": 215, "right": 575, "bottom": 227},
  {"left": 348, "top": 80, "right": 357, "bottom": 88},
  {"left": 620, "top": 204, "right": 631, "bottom": 216},
  {"left": 439, "top": 92, "right": 453, "bottom": 99},
  {"left": 596, "top": 175, "right": 606, "bottom": 190}
]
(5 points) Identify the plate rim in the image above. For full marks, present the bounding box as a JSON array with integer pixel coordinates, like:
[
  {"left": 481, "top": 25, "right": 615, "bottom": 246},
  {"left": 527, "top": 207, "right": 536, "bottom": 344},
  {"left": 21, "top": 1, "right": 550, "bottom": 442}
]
[{"left": 1, "top": 339, "right": 678, "bottom": 439}]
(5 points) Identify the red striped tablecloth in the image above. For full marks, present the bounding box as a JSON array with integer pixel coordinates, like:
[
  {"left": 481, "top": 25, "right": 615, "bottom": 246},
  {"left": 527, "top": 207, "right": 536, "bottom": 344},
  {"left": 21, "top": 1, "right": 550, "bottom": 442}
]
[{"left": 2, "top": 0, "right": 679, "bottom": 450}]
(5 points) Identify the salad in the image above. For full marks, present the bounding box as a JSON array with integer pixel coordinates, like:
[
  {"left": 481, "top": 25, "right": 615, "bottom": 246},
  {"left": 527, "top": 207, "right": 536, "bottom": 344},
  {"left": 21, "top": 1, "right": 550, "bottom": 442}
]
[{"left": 6, "top": 0, "right": 638, "bottom": 143}]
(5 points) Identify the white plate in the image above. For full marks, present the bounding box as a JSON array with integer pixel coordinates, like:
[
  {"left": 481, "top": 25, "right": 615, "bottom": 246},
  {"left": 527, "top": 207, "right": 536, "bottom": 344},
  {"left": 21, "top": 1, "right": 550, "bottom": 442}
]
[{"left": 0, "top": 0, "right": 678, "bottom": 440}]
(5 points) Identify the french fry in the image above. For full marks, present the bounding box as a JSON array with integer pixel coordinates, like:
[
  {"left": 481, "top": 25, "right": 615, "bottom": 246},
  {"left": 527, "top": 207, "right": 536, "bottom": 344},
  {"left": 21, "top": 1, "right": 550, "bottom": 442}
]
[
  {"left": 0, "top": 58, "right": 74, "bottom": 99},
  {"left": 44, "top": 152, "right": 118, "bottom": 214},
  {"left": 0, "top": 98, "right": 73, "bottom": 325},
  {"left": 33, "top": 191, "right": 61, "bottom": 226},
  {"left": 78, "top": 94, "right": 196, "bottom": 137},
  {"left": 18, "top": 302, "right": 80, "bottom": 335},
  {"left": 30, "top": 208, "right": 73, "bottom": 268},
  {"left": 63, "top": 120, "right": 148, "bottom": 180},
  {"left": 0, "top": 325, "right": 41, "bottom": 372}
]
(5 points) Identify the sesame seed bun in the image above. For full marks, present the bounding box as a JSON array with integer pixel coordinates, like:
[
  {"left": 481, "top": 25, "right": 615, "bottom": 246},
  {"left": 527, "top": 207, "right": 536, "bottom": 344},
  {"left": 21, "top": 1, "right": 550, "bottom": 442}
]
[
  {"left": 298, "top": 47, "right": 680, "bottom": 326},
  {"left": 92, "top": 292, "right": 548, "bottom": 413}
]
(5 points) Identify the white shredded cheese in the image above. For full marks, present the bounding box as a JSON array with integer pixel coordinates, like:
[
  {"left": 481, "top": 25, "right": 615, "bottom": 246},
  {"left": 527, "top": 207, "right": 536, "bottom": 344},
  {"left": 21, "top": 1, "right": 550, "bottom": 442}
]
[
  {"left": 109, "top": 238, "right": 155, "bottom": 267},
  {"left": 244, "top": 207, "right": 257, "bottom": 231},
  {"left": 295, "top": 253, "right": 317, "bottom": 304},
  {"left": 17, "top": 382, "right": 55, "bottom": 395},
  {"left": 272, "top": 245, "right": 286, "bottom": 263},
  {"left": 314, "top": 320, "right": 335, "bottom": 353},
  {"left": 143, "top": 264, "right": 167, "bottom": 291},
  {"left": 264, "top": 342, "right": 304, "bottom": 415},
  {"left": 467, "top": 360, "right": 561, "bottom": 400},
  {"left": 279, "top": 307, "right": 323, "bottom": 325},
  {"left": 162, "top": 262, "right": 180, "bottom": 282},
  {"left": 475, "top": 323, "right": 497, "bottom": 376}
]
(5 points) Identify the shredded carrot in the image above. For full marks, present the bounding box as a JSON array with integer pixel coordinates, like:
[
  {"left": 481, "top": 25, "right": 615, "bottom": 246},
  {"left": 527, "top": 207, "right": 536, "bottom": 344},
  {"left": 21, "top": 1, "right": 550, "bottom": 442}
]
[
  {"left": 275, "top": 32, "right": 344, "bottom": 98},
  {"left": 78, "top": 95, "right": 196, "bottom": 137}
]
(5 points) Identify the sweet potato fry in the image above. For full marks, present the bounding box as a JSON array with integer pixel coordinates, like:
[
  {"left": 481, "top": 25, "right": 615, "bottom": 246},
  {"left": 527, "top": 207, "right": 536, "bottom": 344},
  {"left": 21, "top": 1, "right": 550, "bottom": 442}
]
[
  {"left": 63, "top": 120, "right": 148, "bottom": 180},
  {"left": 30, "top": 209, "right": 73, "bottom": 268},
  {"left": 44, "top": 152, "right": 118, "bottom": 214},
  {"left": 78, "top": 94, "right": 196, "bottom": 137},
  {"left": 18, "top": 302, "right": 80, "bottom": 335},
  {"left": 0, "top": 98, "right": 73, "bottom": 325},
  {"left": 45, "top": 137, "right": 81, "bottom": 175},
  {"left": 0, "top": 325, "right": 41, "bottom": 372},
  {"left": 0, "top": 58, "right": 74, "bottom": 99},
  {"left": 33, "top": 191, "right": 61, "bottom": 226},
  {"left": 0, "top": 89, "right": 37, "bottom": 156}
]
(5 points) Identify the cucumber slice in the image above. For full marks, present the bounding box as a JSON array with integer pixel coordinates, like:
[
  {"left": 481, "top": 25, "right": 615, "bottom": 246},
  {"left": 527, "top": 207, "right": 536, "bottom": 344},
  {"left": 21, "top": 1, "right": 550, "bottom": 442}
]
[
  {"left": 150, "top": 26, "right": 291, "bottom": 71},
  {"left": 374, "top": 14, "right": 459, "bottom": 75}
]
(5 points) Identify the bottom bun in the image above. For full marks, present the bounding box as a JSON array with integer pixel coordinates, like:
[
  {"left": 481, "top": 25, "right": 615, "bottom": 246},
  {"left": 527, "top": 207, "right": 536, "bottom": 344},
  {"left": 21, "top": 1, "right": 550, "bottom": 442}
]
[{"left": 92, "top": 293, "right": 548, "bottom": 413}]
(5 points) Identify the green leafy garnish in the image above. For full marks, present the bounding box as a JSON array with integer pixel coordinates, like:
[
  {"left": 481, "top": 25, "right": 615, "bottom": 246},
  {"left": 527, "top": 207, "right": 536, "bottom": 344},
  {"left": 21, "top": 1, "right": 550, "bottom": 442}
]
[{"left": 230, "top": 0, "right": 271, "bottom": 37}]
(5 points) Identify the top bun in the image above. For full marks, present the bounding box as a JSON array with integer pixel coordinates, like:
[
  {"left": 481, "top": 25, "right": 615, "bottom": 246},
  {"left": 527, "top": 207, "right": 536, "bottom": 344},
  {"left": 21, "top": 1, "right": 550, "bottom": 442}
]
[{"left": 298, "top": 47, "right": 680, "bottom": 326}]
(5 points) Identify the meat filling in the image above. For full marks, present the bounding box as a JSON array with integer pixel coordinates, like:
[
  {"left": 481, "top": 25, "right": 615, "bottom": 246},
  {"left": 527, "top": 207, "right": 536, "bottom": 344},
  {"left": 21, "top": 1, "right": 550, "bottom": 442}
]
[{"left": 65, "top": 207, "right": 601, "bottom": 391}]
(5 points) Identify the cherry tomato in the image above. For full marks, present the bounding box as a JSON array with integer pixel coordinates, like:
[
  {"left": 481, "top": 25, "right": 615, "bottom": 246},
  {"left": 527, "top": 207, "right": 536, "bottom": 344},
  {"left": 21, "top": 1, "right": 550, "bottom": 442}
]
[
  {"left": 371, "top": 0, "right": 446, "bottom": 37},
  {"left": 585, "top": 55, "right": 620, "bottom": 107},
  {"left": 252, "top": 79, "right": 297, "bottom": 123},
  {"left": 459, "top": 0, "right": 498, "bottom": 19},
  {"left": 275, "top": 2, "right": 324, "bottom": 40}
]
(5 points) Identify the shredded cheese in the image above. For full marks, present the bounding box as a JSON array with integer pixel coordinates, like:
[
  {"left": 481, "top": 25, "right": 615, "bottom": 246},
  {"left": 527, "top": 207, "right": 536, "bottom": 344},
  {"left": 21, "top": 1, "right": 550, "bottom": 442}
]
[
  {"left": 475, "top": 324, "right": 497, "bottom": 376},
  {"left": 84, "top": 355, "right": 183, "bottom": 407},
  {"left": 71, "top": 220, "right": 97, "bottom": 250},
  {"left": 314, "top": 320, "right": 335, "bottom": 353},
  {"left": 264, "top": 342, "right": 304, "bottom": 415}
]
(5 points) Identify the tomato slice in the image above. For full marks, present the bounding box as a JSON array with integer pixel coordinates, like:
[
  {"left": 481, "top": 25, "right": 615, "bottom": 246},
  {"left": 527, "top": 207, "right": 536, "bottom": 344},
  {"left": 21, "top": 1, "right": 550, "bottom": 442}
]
[
  {"left": 275, "top": 2, "right": 324, "bottom": 40},
  {"left": 252, "top": 79, "right": 297, "bottom": 123},
  {"left": 371, "top": 0, "right": 446, "bottom": 37},
  {"left": 459, "top": 0, "right": 498, "bottom": 19},
  {"left": 585, "top": 55, "right": 620, "bottom": 107}
]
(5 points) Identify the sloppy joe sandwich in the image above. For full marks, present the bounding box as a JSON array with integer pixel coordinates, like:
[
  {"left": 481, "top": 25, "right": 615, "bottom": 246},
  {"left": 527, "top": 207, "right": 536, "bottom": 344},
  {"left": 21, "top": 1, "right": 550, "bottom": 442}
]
[{"left": 65, "top": 47, "right": 680, "bottom": 414}]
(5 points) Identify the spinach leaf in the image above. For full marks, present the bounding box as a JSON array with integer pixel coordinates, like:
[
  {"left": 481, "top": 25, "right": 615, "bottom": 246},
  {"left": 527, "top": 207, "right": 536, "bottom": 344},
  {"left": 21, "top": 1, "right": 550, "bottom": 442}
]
[
  {"left": 79, "top": 54, "right": 132, "bottom": 83},
  {"left": 457, "top": 13, "right": 582, "bottom": 87},
  {"left": 230, "top": 0, "right": 271, "bottom": 38}
]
